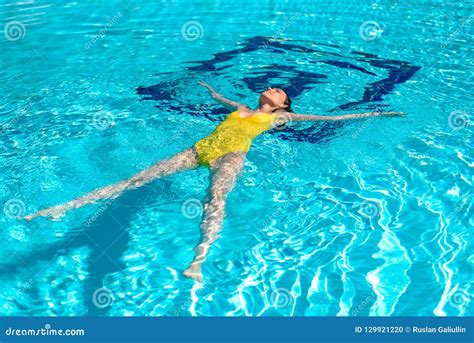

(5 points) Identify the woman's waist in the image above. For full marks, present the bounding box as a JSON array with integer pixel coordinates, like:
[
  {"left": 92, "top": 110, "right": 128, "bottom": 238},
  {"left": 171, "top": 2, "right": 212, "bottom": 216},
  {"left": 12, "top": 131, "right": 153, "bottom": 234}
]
[
  {"left": 196, "top": 126, "right": 257, "bottom": 143},
  {"left": 195, "top": 131, "right": 252, "bottom": 148}
]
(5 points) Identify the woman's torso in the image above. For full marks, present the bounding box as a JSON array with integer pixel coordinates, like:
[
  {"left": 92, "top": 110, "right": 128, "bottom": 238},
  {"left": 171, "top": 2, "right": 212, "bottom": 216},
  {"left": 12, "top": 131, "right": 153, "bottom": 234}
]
[{"left": 194, "top": 111, "right": 276, "bottom": 166}]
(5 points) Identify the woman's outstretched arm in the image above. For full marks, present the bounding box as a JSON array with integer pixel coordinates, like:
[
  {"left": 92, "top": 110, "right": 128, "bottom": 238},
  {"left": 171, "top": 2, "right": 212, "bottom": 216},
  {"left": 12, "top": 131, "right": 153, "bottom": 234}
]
[
  {"left": 286, "top": 111, "right": 406, "bottom": 122},
  {"left": 198, "top": 81, "right": 248, "bottom": 110}
]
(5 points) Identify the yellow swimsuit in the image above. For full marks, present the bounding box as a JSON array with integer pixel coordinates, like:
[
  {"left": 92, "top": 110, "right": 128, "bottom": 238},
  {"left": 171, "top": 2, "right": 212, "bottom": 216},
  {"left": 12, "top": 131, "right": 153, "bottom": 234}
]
[{"left": 194, "top": 111, "right": 276, "bottom": 166}]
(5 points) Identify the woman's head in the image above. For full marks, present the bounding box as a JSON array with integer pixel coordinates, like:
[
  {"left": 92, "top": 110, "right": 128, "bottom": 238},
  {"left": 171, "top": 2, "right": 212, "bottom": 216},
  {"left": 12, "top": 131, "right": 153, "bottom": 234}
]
[{"left": 259, "top": 87, "right": 292, "bottom": 112}]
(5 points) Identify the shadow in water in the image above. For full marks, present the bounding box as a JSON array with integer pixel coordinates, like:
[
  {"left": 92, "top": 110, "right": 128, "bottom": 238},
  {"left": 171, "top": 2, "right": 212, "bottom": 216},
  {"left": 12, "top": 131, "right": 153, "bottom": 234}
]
[
  {"left": 137, "top": 36, "right": 420, "bottom": 144},
  {"left": 1, "top": 179, "right": 177, "bottom": 316},
  {"left": 3, "top": 37, "right": 421, "bottom": 315}
]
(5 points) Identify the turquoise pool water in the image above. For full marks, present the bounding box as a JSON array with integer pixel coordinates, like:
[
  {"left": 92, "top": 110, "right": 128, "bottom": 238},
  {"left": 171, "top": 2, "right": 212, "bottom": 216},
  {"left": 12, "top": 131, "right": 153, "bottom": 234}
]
[{"left": 0, "top": 0, "right": 472, "bottom": 316}]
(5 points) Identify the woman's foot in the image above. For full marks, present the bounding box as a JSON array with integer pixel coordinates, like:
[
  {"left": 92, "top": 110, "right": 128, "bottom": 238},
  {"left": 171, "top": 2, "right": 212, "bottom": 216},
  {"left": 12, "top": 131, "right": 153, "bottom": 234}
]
[{"left": 183, "top": 263, "right": 203, "bottom": 283}]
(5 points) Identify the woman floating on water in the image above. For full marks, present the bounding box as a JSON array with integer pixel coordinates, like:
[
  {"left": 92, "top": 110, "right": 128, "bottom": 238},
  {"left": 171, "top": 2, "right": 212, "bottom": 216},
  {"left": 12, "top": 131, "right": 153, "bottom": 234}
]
[{"left": 25, "top": 82, "right": 404, "bottom": 282}]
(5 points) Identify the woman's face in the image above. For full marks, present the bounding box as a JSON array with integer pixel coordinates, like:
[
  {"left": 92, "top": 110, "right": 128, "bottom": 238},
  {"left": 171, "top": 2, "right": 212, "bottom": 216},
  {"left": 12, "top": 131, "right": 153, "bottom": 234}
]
[{"left": 259, "top": 87, "right": 288, "bottom": 109}]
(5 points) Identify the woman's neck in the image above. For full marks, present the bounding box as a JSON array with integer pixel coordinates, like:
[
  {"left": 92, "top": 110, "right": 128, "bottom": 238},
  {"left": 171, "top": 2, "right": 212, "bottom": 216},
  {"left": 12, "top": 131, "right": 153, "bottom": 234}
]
[{"left": 257, "top": 104, "right": 275, "bottom": 113}]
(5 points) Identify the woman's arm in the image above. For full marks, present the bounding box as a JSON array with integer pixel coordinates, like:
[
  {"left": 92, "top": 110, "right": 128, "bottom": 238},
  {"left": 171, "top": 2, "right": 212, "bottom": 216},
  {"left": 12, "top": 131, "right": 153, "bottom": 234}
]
[
  {"left": 287, "top": 111, "right": 406, "bottom": 122},
  {"left": 198, "top": 81, "right": 248, "bottom": 110}
]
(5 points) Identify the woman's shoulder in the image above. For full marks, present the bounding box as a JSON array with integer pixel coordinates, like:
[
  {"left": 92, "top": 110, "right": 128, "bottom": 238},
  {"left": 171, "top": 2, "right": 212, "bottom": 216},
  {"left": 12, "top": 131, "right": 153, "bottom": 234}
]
[
  {"left": 234, "top": 107, "right": 254, "bottom": 118},
  {"left": 232, "top": 107, "right": 277, "bottom": 119}
]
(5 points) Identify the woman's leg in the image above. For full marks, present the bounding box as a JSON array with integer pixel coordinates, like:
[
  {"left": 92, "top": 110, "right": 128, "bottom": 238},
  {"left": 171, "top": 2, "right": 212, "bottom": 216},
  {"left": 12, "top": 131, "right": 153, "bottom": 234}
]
[
  {"left": 184, "top": 151, "right": 246, "bottom": 282},
  {"left": 25, "top": 148, "right": 199, "bottom": 221}
]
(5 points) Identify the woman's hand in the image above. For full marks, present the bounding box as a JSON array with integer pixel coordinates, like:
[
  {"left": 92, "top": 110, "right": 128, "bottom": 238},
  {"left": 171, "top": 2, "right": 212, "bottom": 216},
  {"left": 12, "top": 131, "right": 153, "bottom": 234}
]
[
  {"left": 198, "top": 81, "right": 213, "bottom": 91},
  {"left": 197, "top": 81, "right": 247, "bottom": 110},
  {"left": 24, "top": 205, "right": 67, "bottom": 221}
]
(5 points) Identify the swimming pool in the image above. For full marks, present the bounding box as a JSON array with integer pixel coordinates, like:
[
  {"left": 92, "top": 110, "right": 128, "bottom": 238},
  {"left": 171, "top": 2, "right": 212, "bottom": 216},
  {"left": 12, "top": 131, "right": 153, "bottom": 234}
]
[{"left": 1, "top": 0, "right": 472, "bottom": 316}]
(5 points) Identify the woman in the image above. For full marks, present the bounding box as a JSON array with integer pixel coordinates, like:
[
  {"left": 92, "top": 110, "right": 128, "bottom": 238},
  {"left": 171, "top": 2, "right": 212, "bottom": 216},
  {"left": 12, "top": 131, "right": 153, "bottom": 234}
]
[{"left": 25, "top": 82, "right": 404, "bottom": 282}]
